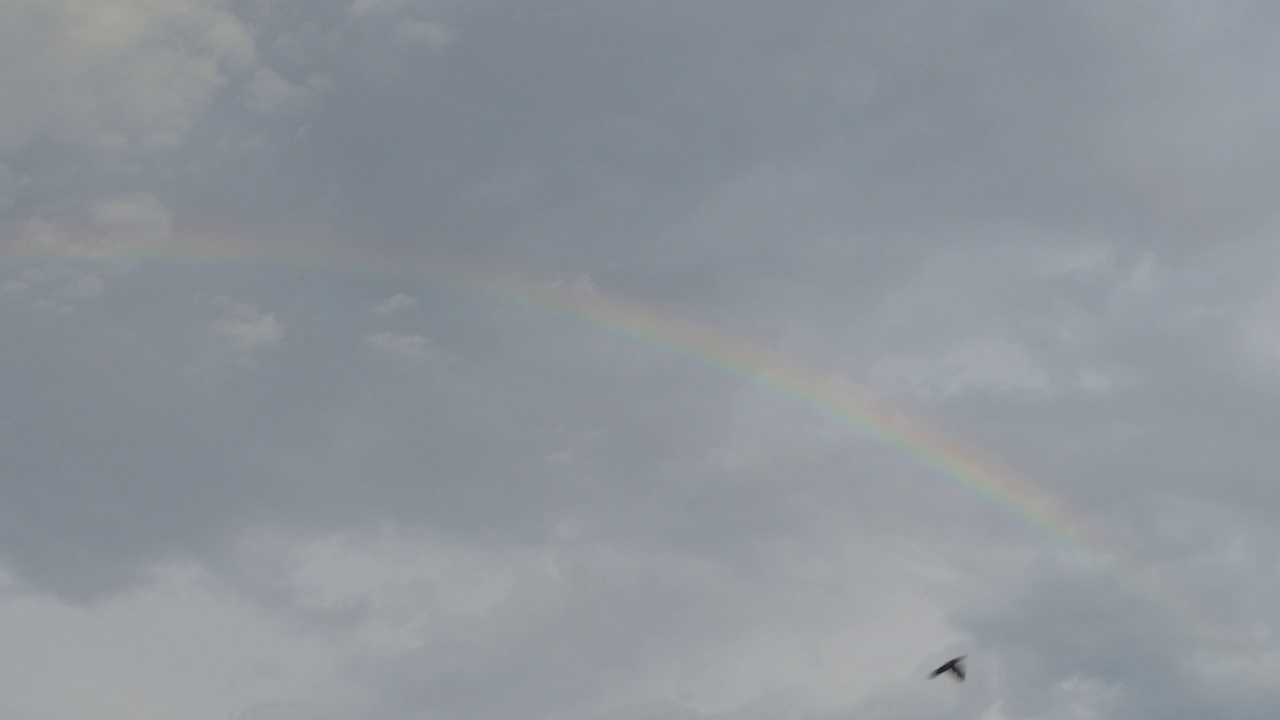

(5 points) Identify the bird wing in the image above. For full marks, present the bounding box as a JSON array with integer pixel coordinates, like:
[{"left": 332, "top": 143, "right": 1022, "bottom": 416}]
[{"left": 928, "top": 656, "right": 966, "bottom": 681}]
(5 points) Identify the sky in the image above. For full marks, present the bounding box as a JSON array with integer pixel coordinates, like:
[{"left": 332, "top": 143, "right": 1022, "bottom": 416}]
[{"left": 2, "top": 1, "right": 1280, "bottom": 718}]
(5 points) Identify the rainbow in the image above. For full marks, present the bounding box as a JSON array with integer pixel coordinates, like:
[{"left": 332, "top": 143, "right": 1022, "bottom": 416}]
[{"left": 1, "top": 236, "right": 1213, "bottom": 648}]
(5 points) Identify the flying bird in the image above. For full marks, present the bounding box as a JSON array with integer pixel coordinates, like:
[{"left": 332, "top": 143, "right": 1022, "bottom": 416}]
[{"left": 929, "top": 655, "right": 966, "bottom": 682}]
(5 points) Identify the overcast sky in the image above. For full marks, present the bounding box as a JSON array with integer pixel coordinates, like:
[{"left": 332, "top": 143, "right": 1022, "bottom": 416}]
[{"left": 3, "top": 1, "right": 1280, "bottom": 718}]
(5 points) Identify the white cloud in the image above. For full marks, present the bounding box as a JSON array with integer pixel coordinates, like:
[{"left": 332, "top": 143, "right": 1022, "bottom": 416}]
[
  {"left": 212, "top": 296, "right": 284, "bottom": 353},
  {"left": 2, "top": 265, "right": 106, "bottom": 312},
  {"left": 0, "top": 0, "right": 257, "bottom": 154},
  {"left": 348, "top": 0, "right": 411, "bottom": 18},
  {"left": 364, "top": 331, "right": 437, "bottom": 367},
  {"left": 4, "top": 192, "right": 171, "bottom": 263},
  {"left": 90, "top": 192, "right": 172, "bottom": 246},
  {"left": 373, "top": 293, "right": 418, "bottom": 315},
  {"left": 242, "top": 67, "right": 309, "bottom": 113},
  {"left": 394, "top": 20, "right": 453, "bottom": 53}
]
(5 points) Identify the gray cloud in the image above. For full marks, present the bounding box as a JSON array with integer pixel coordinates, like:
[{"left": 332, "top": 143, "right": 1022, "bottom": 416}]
[{"left": 2, "top": 1, "right": 1279, "bottom": 717}]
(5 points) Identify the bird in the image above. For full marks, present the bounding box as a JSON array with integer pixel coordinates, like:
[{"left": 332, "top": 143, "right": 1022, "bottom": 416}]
[{"left": 929, "top": 655, "right": 966, "bottom": 682}]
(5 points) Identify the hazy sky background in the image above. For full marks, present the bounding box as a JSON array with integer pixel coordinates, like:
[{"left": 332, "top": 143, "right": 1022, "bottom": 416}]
[{"left": 3, "top": 1, "right": 1280, "bottom": 718}]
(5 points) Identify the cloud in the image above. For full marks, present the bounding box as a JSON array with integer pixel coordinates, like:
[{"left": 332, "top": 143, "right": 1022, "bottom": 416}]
[
  {"left": 0, "top": 0, "right": 256, "bottom": 154},
  {"left": 0, "top": 560, "right": 354, "bottom": 720},
  {"left": 363, "top": 331, "right": 437, "bottom": 367},
  {"left": 373, "top": 293, "right": 418, "bottom": 314},
  {"left": 5, "top": 2, "right": 1280, "bottom": 718},
  {"left": 90, "top": 192, "right": 172, "bottom": 246},
  {"left": 1, "top": 265, "right": 106, "bottom": 312},
  {"left": 212, "top": 296, "right": 284, "bottom": 354},
  {"left": 867, "top": 336, "right": 1052, "bottom": 399},
  {"left": 242, "top": 67, "right": 310, "bottom": 113},
  {"left": 540, "top": 273, "right": 598, "bottom": 299},
  {"left": 5, "top": 188, "right": 170, "bottom": 251},
  {"left": 394, "top": 20, "right": 453, "bottom": 52},
  {"left": 348, "top": 0, "right": 412, "bottom": 18}
]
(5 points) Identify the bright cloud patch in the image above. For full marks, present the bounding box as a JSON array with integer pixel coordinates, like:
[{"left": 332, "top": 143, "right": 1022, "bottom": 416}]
[
  {"left": 212, "top": 296, "right": 284, "bottom": 353},
  {"left": 89, "top": 192, "right": 172, "bottom": 247},
  {"left": 242, "top": 67, "right": 310, "bottom": 113},
  {"left": 0, "top": 561, "right": 352, "bottom": 720},
  {"left": 364, "top": 331, "right": 437, "bottom": 366},
  {"left": 373, "top": 293, "right": 418, "bottom": 315},
  {"left": 0, "top": 265, "right": 105, "bottom": 312},
  {"left": 0, "top": 0, "right": 256, "bottom": 153},
  {"left": 394, "top": 20, "right": 453, "bottom": 52}
]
